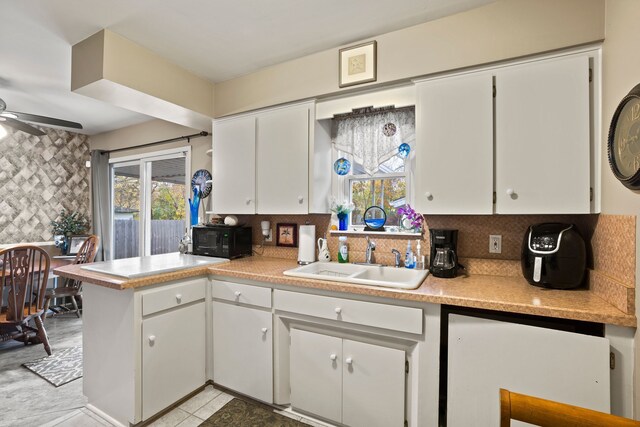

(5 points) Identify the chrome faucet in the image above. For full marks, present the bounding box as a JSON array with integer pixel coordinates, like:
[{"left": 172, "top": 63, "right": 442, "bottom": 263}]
[
  {"left": 391, "top": 249, "right": 401, "bottom": 268},
  {"left": 365, "top": 236, "right": 376, "bottom": 264}
]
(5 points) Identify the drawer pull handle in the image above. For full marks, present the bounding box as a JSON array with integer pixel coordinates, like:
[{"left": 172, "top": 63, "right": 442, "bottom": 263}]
[
  {"left": 334, "top": 307, "right": 342, "bottom": 314},
  {"left": 148, "top": 335, "right": 156, "bottom": 345},
  {"left": 261, "top": 327, "right": 268, "bottom": 334},
  {"left": 234, "top": 291, "right": 242, "bottom": 298},
  {"left": 175, "top": 294, "right": 182, "bottom": 303},
  {"left": 345, "top": 357, "right": 353, "bottom": 365},
  {"left": 330, "top": 354, "right": 337, "bottom": 361}
]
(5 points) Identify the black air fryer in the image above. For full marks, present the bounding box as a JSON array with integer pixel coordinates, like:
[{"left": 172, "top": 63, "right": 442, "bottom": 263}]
[{"left": 521, "top": 223, "right": 586, "bottom": 289}]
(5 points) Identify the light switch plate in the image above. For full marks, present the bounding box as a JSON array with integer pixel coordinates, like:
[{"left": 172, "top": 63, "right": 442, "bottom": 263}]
[{"left": 489, "top": 235, "right": 502, "bottom": 253}]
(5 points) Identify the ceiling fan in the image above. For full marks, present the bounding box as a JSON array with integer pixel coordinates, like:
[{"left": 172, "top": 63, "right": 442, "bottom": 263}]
[{"left": 0, "top": 97, "right": 83, "bottom": 136}]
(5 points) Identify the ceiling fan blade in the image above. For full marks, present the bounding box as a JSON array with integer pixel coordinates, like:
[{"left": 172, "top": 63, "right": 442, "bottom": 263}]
[
  {"left": 3, "top": 110, "right": 83, "bottom": 129},
  {"left": 0, "top": 117, "right": 46, "bottom": 136}
]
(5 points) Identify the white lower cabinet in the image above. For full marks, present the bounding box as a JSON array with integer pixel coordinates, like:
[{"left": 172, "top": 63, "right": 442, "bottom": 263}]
[
  {"left": 141, "top": 301, "right": 206, "bottom": 420},
  {"left": 212, "top": 301, "right": 273, "bottom": 403},
  {"left": 447, "top": 314, "right": 611, "bottom": 427},
  {"left": 290, "top": 328, "right": 406, "bottom": 427}
]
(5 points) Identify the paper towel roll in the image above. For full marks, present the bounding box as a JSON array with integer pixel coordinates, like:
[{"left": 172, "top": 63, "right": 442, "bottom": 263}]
[{"left": 298, "top": 225, "right": 316, "bottom": 264}]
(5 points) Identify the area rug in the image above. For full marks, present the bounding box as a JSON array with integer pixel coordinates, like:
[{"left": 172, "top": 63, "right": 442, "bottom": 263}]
[
  {"left": 199, "top": 398, "right": 306, "bottom": 427},
  {"left": 22, "top": 346, "right": 82, "bottom": 387}
]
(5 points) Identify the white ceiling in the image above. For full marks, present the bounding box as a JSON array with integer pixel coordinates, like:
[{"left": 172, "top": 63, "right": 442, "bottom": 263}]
[{"left": 0, "top": 0, "right": 494, "bottom": 135}]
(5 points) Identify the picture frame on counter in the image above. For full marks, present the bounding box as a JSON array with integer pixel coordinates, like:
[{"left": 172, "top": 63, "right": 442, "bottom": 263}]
[
  {"left": 67, "top": 235, "right": 90, "bottom": 256},
  {"left": 339, "top": 40, "right": 377, "bottom": 88},
  {"left": 276, "top": 223, "right": 298, "bottom": 247}
]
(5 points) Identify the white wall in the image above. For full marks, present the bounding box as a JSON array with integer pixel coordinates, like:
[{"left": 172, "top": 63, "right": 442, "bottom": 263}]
[{"left": 602, "top": 0, "right": 640, "bottom": 417}]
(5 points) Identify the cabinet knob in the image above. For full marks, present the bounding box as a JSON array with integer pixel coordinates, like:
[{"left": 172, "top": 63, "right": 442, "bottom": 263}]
[
  {"left": 298, "top": 196, "right": 304, "bottom": 204},
  {"left": 261, "top": 327, "right": 268, "bottom": 334},
  {"left": 330, "top": 354, "right": 337, "bottom": 361},
  {"left": 175, "top": 294, "right": 182, "bottom": 303},
  {"left": 245, "top": 198, "right": 251, "bottom": 205},
  {"left": 345, "top": 357, "right": 353, "bottom": 365},
  {"left": 506, "top": 188, "right": 514, "bottom": 196},
  {"left": 334, "top": 307, "right": 342, "bottom": 314},
  {"left": 425, "top": 191, "right": 432, "bottom": 199},
  {"left": 148, "top": 335, "right": 156, "bottom": 345},
  {"left": 234, "top": 291, "right": 242, "bottom": 298}
]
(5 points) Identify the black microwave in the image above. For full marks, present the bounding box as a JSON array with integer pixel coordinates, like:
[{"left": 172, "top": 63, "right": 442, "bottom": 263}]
[{"left": 192, "top": 225, "right": 252, "bottom": 259}]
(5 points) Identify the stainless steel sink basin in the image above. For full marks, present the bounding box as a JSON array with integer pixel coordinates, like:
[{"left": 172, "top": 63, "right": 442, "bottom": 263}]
[{"left": 283, "top": 262, "right": 428, "bottom": 290}]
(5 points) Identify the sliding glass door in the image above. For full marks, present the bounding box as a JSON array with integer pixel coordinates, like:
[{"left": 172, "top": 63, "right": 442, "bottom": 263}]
[
  {"left": 110, "top": 148, "right": 190, "bottom": 260},
  {"left": 112, "top": 162, "right": 142, "bottom": 259}
]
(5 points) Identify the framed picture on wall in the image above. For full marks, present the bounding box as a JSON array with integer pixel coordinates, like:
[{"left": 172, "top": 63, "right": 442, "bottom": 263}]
[
  {"left": 67, "top": 235, "right": 89, "bottom": 256},
  {"left": 339, "top": 40, "right": 377, "bottom": 88},
  {"left": 276, "top": 223, "right": 298, "bottom": 247}
]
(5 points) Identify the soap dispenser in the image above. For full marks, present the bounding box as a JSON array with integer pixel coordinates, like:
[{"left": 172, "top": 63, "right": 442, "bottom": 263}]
[
  {"left": 415, "top": 239, "right": 425, "bottom": 270},
  {"left": 405, "top": 241, "right": 415, "bottom": 269}
]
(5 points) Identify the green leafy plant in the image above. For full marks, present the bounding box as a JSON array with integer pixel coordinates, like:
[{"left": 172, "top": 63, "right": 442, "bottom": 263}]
[{"left": 51, "top": 210, "right": 90, "bottom": 236}]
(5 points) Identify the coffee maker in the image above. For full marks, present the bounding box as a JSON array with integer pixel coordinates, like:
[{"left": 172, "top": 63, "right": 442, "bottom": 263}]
[{"left": 429, "top": 229, "right": 461, "bottom": 278}]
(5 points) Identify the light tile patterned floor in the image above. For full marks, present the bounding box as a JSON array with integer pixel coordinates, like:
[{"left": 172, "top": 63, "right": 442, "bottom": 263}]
[{"left": 47, "top": 385, "right": 334, "bottom": 427}]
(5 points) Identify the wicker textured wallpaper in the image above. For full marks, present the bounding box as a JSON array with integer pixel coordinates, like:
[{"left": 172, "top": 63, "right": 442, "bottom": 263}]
[{"left": 0, "top": 126, "right": 90, "bottom": 244}]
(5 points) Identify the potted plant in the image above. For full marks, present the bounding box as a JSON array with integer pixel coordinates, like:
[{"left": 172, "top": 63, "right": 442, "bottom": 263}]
[
  {"left": 51, "top": 210, "right": 90, "bottom": 254},
  {"left": 329, "top": 197, "right": 355, "bottom": 231},
  {"left": 396, "top": 204, "right": 424, "bottom": 233}
]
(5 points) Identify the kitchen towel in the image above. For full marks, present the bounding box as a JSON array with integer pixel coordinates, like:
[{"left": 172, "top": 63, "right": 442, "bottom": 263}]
[{"left": 298, "top": 225, "right": 316, "bottom": 264}]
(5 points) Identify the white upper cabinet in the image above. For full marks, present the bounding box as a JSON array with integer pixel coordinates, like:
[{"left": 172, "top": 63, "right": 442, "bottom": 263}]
[
  {"left": 212, "top": 115, "right": 256, "bottom": 214},
  {"left": 414, "top": 51, "right": 596, "bottom": 215},
  {"left": 415, "top": 73, "right": 494, "bottom": 214},
  {"left": 256, "top": 103, "right": 310, "bottom": 214},
  {"left": 495, "top": 55, "right": 591, "bottom": 214},
  {"left": 211, "top": 102, "right": 312, "bottom": 215}
]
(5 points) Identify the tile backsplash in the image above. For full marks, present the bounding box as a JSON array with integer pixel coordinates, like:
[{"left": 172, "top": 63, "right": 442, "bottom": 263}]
[{"left": 235, "top": 213, "right": 635, "bottom": 314}]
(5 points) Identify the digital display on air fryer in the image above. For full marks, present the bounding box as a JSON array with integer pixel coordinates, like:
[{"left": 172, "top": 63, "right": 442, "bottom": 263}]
[{"left": 530, "top": 235, "right": 557, "bottom": 251}]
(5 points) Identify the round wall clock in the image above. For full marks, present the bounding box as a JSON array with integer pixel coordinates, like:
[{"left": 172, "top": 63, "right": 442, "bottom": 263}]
[{"left": 608, "top": 83, "right": 640, "bottom": 190}]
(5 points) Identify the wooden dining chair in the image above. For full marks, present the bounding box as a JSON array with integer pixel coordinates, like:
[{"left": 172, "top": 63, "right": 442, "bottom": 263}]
[
  {"left": 500, "top": 388, "right": 640, "bottom": 427},
  {"left": 43, "top": 235, "right": 99, "bottom": 320},
  {"left": 0, "top": 245, "right": 52, "bottom": 355}
]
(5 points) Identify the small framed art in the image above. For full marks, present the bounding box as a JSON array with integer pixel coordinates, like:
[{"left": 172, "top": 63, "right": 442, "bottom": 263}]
[
  {"left": 339, "top": 40, "right": 377, "bottom": 88},
  {"left": 67, "top": 235, "right": 89, "bottom": 256},
  {"left": 276, "top": 223, "right": 298, "bottom": 247}
]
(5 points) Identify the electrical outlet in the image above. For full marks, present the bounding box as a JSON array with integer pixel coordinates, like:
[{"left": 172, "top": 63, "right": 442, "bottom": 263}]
[
  {"left": 489, "top": 235, "right": 502, "bottom": 254},
  {"left": 264, "top": 228, "right": 273, "bottom": 242}
]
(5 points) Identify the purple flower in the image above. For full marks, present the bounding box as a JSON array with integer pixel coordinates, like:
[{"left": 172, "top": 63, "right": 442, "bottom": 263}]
[{"left": 396, "top": 204, "right": 423, "bottom": 231}]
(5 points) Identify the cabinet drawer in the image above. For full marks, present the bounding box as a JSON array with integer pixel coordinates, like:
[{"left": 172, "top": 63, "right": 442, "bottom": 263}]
[
  {"left": 142, "top": 278, "right": 206, "bottom": 316},
  {"left": 211, "top": 280, "right": 272, "bottom": 308},
  {"left": 274, "top": 290, "right": 422, "bottom": 334}
]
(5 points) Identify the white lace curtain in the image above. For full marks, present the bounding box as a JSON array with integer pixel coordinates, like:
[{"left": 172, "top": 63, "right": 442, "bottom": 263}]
[{"left": 332, "top": 108, "right": 415, "bottom": 176}]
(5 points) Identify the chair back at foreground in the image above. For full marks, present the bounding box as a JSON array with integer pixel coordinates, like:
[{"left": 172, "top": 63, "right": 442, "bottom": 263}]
[
  {"left": 0, "top": 245, "right": 52, "bottom": 355},
  {"left": 500, "top": 388, "right": 640, "bottom": 427},
  {"left": 44, "top": 235, "right": 99, "bottom": 319}
]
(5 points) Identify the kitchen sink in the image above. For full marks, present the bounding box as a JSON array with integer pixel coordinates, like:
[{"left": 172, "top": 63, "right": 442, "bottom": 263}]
[{"left": 283, "top": 262, "right": 428, "bottom": 290}]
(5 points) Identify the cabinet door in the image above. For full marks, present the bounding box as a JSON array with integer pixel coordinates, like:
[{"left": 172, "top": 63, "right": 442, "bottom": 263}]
[
  {"left": 415, "top": 73, "right": 494, "bottom": 214},
  {"left": 142, "top": 302, "right": 206, "bottom": 420},
  {"left": 342, "top": 339, "right": 406, "bottom": 427},
  {"left": 256, "top": 104, "right": 309, "bottom": 214},
  {"left": 495, "top": 55, "right": 590, "bottom": 213},
  {"left": 212, "top": 115, "right": 256, "bottom": 214},
  {"left": 290, "top": 329, "right": 342, "bottom": 423},
  {"left": 447, "top": 314, "right": 610, "bottom": 427},
  {"left": 212, "top": 302, "right": 273, "bottom": 403}
]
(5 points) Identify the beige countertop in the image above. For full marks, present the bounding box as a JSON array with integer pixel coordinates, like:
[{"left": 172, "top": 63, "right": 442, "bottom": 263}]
[{"left": 55, "top": 256, "right": 637, "bottom": 328}]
